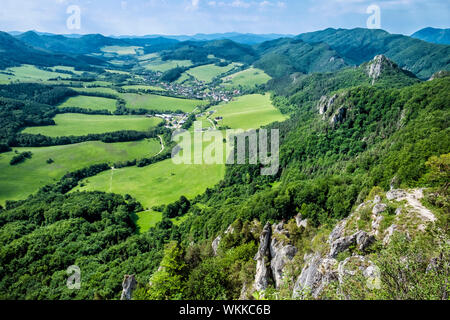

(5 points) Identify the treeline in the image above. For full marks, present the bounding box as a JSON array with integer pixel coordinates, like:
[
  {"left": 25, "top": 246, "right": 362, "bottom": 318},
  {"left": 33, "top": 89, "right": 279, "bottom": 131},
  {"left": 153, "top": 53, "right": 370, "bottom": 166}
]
[
  {"left": 9, "top": 151, "right": 32, "bottom": 166},
  {"left": 11, "top": 127, "right": 167, "bottom": 148}
]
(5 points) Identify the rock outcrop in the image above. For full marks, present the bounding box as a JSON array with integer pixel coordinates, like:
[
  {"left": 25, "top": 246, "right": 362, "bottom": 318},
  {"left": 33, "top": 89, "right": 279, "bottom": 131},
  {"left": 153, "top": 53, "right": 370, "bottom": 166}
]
[
  {"left": 270, "top": 223, "right": 298, "bottom": 289},
  {"left": 120, "top": 275, "right": 137, "bottom": 300},
  {"left": 212, "top": 235, "right": 221, "bottom": 256},
  {"left": 366, "top": 54, "right": 396, "bottom": 83},
  {"left": 253, "top": 223, "right": 272, "bottom": 292}
]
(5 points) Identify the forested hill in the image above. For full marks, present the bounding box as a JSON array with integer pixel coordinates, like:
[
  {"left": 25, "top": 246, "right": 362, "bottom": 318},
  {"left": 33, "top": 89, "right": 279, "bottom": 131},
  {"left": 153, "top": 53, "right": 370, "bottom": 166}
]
[
  {"left": 0, "top": 32, "right": 107, "bottom": 70},
  {"left": 296, "top": 28, "right": 450, "bottom": 79},
  {"left": 412, "top": 27, "right": 450, "bottom": 45}
]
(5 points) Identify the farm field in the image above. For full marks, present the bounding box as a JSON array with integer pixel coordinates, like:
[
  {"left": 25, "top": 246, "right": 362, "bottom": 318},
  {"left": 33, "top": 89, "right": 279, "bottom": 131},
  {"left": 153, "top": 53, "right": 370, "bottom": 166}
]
[
  {"left": 70, "top": 87, "right": 119, "bottom": 95},
  {"left": 74, "top": 157, "right": 226, "bottom": 213},
  {"left": 221, "top": 67, "right": 271, "bottom": 87},
  {"left": 0, "top": 139, "right": 161, "bottom": 205},
  {"left": 58, "top": 95, "right": 117, "bottom": 112},
  {"left": 121, "top": 93, "right": 207, "bottom": 113},
  {"left": 22, "top": 113, "right": 163, "bottom": 137},
  {"left": 212, "top": 93, "right": 287, "bottom": 130},
  {"left": 0, "top": 64, "right": 72, "bottom": 83},
  {"left": 121, "top": 85, "right": 165, "bottom": 92},
  {"left": 101, "top": 46, "right": 142, "bottom": 55},
  {"left": 74, "top": 134, "right": 228, "bottom": 232},
  {"left": 143, "top": 57, "right": 193, "bottom": 72},
  {"left": 185, "top": 63, "right": 239, "bottom": 83}
]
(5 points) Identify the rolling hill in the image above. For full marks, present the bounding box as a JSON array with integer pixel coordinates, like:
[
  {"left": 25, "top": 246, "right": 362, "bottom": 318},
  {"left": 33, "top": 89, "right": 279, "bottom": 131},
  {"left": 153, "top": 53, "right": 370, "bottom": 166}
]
[
  {"left": 296, "top": 28, "right": 450, "bottom": 79},
  {"left": 412, "top": 27, "right": 450, "bottom": 45}
]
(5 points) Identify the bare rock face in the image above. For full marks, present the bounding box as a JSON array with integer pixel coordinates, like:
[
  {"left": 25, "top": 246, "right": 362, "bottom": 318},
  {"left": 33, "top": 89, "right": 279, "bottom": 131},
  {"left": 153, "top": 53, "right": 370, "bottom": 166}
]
[
  {"left": 212, "top": 235, "right": 221, "bottom": 256},
  {"left": 329, "top": 231, "right": 375, "bottom": 258},
  {"left": 386, "top": 189, "right": 408, "bottom": 201},
  {"left": 330, "top": 107, "right": 347, "bottom": 126},
  {"left": 293, "top": 254, "right": 338, "bottom": 299},
  {"left": 366, "top": 54, "right": 396, "bottom": 83},
  {"left": 372, "top": 203, "right": 387, "bottom": 215},
  {"left": 317, "top": 94, "right": 339, "bottom": 116},
  {"left": 120, "top": 275, "right": 137, "bottom": 300},
  {"left": 253, "top": 223, "right": 272, "bottom": 292},
  {"left": 270, "top": 222, "right": 298, "bottom": 289},
  {"left": 295, "top": 214, "right": 308, "bottom": 229}
]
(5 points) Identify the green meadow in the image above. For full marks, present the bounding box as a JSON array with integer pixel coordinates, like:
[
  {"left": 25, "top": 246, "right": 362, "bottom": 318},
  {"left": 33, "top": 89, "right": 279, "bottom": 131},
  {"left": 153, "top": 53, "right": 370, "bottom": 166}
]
[
  {"left": 221, "top": 67, "right": 271, "bottom": 88},
  {"left": 74, "top": 134, "right": 228, "bottom": 231},
  {"left": 143, "top": 57, "right": 193, "bottom": 72},
  {"left": 0, "top": 139, "right": 161, "bottom": 205},
  {"left": 22, "top": 114, "right": 162, "bottom": 137},
  {"left": 121, "top": 85, "right": 165, "bottom": 91},
  {"left": 58, "top": 95, "right": 117, "bottom": 112},
  {"left": 101, "top": 46, "right": 142, "bottom": 55},
  {"left": 74, "top": 157, "right": 226, "bottom": 213},
  {"left": 70, "top": 87, "right": 119, "bottom": 95},
  {"left": 121, "top": 93, "right": 207, "bottom": 113},
  {"left": 212, "top": 94, "right": 287, "bottom": 130},
  {"left": 0, "top": 65, "right": 72, "bottom": 83},
  {"left": 186, "top": 63, "right": 239, "bottom": 83}
]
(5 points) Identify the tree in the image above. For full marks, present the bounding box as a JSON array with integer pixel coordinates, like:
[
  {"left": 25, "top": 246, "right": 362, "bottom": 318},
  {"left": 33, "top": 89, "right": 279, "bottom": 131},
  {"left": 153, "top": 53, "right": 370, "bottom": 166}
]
[
  {"left": 425, "top": 154, "right": 450, "bottom": 192},
  {"left": 144, "top": 242, "right": 187, "bottom": 300}
]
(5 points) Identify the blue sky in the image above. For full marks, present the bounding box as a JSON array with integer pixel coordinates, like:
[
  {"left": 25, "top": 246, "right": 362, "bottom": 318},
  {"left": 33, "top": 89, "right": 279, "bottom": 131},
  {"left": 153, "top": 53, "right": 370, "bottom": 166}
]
[{"left": 0, "top": 0, "right": 448, "bottom": 36}]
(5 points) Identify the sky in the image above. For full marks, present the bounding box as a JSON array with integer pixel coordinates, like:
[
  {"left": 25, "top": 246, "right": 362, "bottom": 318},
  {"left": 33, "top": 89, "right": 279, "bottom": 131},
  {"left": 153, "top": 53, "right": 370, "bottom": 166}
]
[{"left": 0, "top": 0, "right": 448, "bottom": 36}]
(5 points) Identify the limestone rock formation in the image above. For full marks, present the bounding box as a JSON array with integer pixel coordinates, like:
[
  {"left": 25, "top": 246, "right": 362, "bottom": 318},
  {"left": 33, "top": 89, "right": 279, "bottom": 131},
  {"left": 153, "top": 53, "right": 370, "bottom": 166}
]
[
  {"left": 253, "top": 223, "right": 272, "bottom": 292},
  {"left": 120, "top": 275, "right": 137, "bottom": 300},
  {"left": 270, "top": 222, "right": 298, "bottom": 289}
]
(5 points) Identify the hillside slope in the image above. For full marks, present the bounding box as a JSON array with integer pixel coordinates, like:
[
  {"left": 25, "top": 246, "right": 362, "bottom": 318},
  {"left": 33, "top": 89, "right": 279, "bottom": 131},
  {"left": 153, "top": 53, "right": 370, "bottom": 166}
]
[{"left": 412, "top": 27, "right": 450, "bottom": 45}]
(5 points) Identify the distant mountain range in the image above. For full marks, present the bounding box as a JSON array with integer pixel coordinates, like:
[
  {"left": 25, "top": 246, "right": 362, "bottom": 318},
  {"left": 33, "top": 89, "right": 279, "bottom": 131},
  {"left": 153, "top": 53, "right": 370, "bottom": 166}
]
[
  {"left": 2, "top": 28, "right": 449, "bottom": 79},
  {"left": 9, "top": 31, "right": 293, "bottom": 45},
  {"left": 411, "top": 27, "right": 450, "bottom": 45}
]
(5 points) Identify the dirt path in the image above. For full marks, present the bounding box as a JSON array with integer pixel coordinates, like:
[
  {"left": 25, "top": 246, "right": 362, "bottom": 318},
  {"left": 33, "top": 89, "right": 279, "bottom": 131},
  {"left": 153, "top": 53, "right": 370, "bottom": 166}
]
[
  {"left": 390, "top": 189, "right": 437, "bottom": 222},
  {"left": 156, "top": 135, "right": 165, "bottom": 155}
]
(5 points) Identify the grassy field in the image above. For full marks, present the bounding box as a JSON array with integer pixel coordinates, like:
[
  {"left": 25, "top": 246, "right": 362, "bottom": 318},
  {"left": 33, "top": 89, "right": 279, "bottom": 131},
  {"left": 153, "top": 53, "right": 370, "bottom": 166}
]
[
  {"left": 74, "top": 133, "right": 227, "bottom": 232},
  {"left": 121, "top": 85, "right": 165, "bottom": 92},
  {"left": 121, "top": 93, "right": 207, "bottom": 113},
  {"left": 22, "top": 114, "right": 162, "bottom": 137},
  {"left": 143, "top": 58, "right": 193, "bottom": 72},
  {"left": 0, "top": 139, "right": 161, "bottom": 205},
  {"left": 212, "top": 94, "right": 287, "bottom": 130},
  {"left": 58, "top": 95, "right": 117, "bottom": 112},
  {"left": 70, "top": 87, "right": 118, "bottom": 95},
  {"left": 185, "top": 63, "right": 239, "bottom": 83},
  {"left": 74, "top": 157, "right": 226, "bottom": 211},
  {"left": 101, "top": 46, "right": 142, "bottom": 55},
  {"left": 221, "top": 67, "right": 271, "bottom": 88},
  {"left": 0, "top": 65, "right": 72, "bottom": 83}
]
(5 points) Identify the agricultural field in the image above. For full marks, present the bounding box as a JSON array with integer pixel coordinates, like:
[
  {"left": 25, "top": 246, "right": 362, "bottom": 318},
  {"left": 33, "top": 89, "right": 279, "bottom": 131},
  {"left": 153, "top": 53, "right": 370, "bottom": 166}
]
[
  {"left": 74, "top": 157, "right": 226, "bottom": 215},
  {"left": 22, "top": 113, "right": 162, "bottom": 137},
  {"left": 143, "top": 57, "right": 193, "bottom": 72},
  {"left": 58, "top": 95, "right": 118, "bottom": 112},
  {"left": 0, "top": 64, "right": 72, "bottom": 83},
  {"left": 212, "top": 93, "right": 287, "bottom": 130},
  {"left": 50, "top": 66, "right": 84, "bottom": 75},
  {"left": 221, "top": 67, "right": 271, "bottom": 88},
  {"left": 101, "top": 46, "right": 142, "bottom": 55},
  {"left": 70, "top": 87, "right": 119, "bottom": 95},
  {"left": 121, "top": 93, "right": 207, "bottom": 113},
  {"left": 0, "top": 139, "right": 161, "bottom": 205},
  {"left": 74, "top": 133, "right": 228, "bottom": 231},
  {"left": 121, "top": 85, "right": 165, "bottom": 92},
  {"left": 185, "top": 63, "right": 240, "bottom": 83}
]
